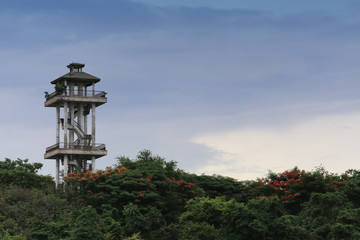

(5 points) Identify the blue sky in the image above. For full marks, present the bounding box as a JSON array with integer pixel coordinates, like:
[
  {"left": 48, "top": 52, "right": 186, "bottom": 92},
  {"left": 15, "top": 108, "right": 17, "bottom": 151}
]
[{"left": 1, "top": 0, "right": 360, "bottom": 180}]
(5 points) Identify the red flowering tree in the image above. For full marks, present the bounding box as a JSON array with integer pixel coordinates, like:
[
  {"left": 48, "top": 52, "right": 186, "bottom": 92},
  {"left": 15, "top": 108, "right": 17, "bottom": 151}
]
[
  {"left": 65, "top": 166, "right": 197, "bottom": 212},
  {"left": 64, "top": 150, "right": 199, "bottom": 238},
  {"left": 248, "top": 167, "right": 347, "bottom": 214}
]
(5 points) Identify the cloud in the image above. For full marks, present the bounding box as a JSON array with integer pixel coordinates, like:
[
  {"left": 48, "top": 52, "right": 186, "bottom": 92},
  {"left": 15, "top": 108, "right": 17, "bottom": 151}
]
[
  {"left": 133, "top": 0, "right": 358, "bottom": 18},
  {"left": 192, "top": 111, "right": 360, "bottom": 180}
]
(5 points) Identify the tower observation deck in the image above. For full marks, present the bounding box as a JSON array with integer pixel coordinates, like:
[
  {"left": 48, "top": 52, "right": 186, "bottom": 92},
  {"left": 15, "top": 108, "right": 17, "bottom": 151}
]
[{"left": 44, "top": 63, "right": 107, "bottom": 188}]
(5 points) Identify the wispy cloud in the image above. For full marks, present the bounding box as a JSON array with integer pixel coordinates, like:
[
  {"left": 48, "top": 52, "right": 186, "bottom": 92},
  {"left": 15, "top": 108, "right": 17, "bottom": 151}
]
[{"left": 193, "top": 112, "right": 360, "bottom": 180}]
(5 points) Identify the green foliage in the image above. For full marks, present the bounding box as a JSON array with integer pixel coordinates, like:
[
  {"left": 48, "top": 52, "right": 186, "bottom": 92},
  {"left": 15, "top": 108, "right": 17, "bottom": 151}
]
[
  {"left": 99, "top": 204, "right": 124, "bottom": 239},
  {"left": 188, "top": 174, "right": 247, "bottom": 201},
  {"left": 180, "top": 197, "right": 230, "bottom": 228},
  {"left": 249, "top": 166, "right": 346, "bottom": 214},
  {"left": 0, "top": 158, "right": 53, "bottom": 189},
  {"left": 180, "top": 196, "right": 309, "bottom": 240},
  {"left": 180, "top": 197, "right": 232, "bottom": 240},
  {"left": 180, "top": 221, "right": 223, "bottom": 240},
  {"left": 299, "top": 192, "right": 360, "bottom": 239},
  {"left": 122, "top": 203, "right": 164, "bottom": 239},
  {"left": 0, "top": 185, "right": 74, "bottom": 239},
  {"left": 55, "top": 82, "right": 67, "bottom": 95},
  {"left": 70, "top": 206, "right": 103, "bottom": 240},
  {"left": 272, "top": 215, "right": 309, "bottom": 240},
  {"left": 65, "top": 150, "right": 198, "bottom": 239},
  {"left": 0, "top": 230, "right": 26, "bottom": 240},
  {"left": 122, "top": 233, "right": 143, "bottom": 240},
  {"left": 3, "top": 154, "right": 360, "bottom": 239}
]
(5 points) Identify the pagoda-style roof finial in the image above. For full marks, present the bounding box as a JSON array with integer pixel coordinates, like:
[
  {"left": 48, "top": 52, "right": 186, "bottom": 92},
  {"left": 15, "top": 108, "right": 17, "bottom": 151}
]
[{"left": 67, "top": 63, "right": 85, "bottom": 72}]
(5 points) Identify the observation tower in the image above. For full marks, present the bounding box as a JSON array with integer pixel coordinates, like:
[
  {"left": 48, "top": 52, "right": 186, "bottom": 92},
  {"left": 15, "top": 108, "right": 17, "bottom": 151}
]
[{"left": 44, "top": 63, "right": 107, "bottom": 188}]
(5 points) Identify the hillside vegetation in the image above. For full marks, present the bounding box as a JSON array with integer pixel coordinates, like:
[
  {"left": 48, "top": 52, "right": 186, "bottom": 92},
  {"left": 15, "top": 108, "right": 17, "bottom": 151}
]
[{"left": 1, "top": 150, "right": 360, "bottom": 239}]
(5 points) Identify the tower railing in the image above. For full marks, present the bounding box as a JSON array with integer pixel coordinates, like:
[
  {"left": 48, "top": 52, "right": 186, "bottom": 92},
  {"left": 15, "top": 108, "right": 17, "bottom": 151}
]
[
  {"left": 46, "top": 142, "right": 106, "bottom": 152},
  {"left": 44, "top": 90, "right": 107, "bottom": 99}
]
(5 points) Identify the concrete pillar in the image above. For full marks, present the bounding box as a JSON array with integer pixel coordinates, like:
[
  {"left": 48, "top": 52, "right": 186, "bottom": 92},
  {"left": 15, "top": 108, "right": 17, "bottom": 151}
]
[
  {"left": 84, "top": 159, "right": 87, "bottom": 171},
  {"left": 64, "top": 102, "right": 68, "bottom": 147},
  {"left": 68, "top": 82, "right": 71, "bottom": 96},
  {"left": 70, "top": 103, "right": 74, "bottom": 147},
  {"left": 56, "top": 105, "right": 60, "bottom": 144},
  {"left": 56, "top": 158, "right": 60, "bottom": 188},
  {"left": 79, "top": 103, "right": 83, "bottom": 130},
  {"left": 84, "top": 113, "right": 88, "bottom": 134},
  {"left": 64, "top": 80, "right": 68, "bottom": 96},
  {"left": 64, "top": 155, "right": 68, "bottom": 177},
  {"left": 91, "top": 156, "right": 96, "bottom": 173},
  {"left": 79, "top": 83, "right": 83, "bottom": 96},
  {"left": 92, "top": 103, "right": 96, "bottom": 147},
  {"left": 70, "top": 82, "right": 74, "bottom": 96}
]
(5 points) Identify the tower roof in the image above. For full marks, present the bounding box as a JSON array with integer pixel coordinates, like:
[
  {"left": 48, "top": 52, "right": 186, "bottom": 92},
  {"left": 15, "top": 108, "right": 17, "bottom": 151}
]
[
  {"left": 67, "top": 63, "right": 85, "bottom": 69},
  {"left": 51, "top": 63, "right": 100, "bottom": 86}
]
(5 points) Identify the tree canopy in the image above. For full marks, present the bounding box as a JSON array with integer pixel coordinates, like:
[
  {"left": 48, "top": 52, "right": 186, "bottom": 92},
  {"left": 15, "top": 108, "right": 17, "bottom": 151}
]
[{"left": 1, "top": 151, "right": 360, "bottom": 239}]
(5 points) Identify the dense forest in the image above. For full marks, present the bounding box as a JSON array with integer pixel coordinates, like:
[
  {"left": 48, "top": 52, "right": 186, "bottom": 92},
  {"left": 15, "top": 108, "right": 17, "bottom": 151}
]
[{"left": 1, "top": 150, "right": 360, "bottom": 239}]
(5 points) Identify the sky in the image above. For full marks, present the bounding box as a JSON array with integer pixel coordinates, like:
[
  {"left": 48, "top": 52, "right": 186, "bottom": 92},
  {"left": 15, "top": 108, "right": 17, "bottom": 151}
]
[{"left": 1, "top": 0, "right": 360, "bottom": 180}]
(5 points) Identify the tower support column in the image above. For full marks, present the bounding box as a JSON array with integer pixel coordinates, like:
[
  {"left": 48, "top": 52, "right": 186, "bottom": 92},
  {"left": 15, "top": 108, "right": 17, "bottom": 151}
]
[
  {"left": 64, "top": 102, "right": 68, "bottom": 147},
  {"left": 56, "top": 158, "right": 60, "bottom": 188},
  {"left": 92, "top": 156, "right": 96, "bottom": 172},
  {"left": 70, "top": 103, "right": 74, "bottom": 147},
  {"left": 79, "top": 103, "right": 83, "bottom": 130},
  {"left": 84, "top": 113, "right": 88, "bottom": 134},
  {"left": 56, "top": 105, "right": 60, "bottom": 143},
  {"left": 92, "top": 103, "right": 96, "bottom": 146},
  {"left": 64, "top": 155, "right": 68, "bottom": 177}
]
